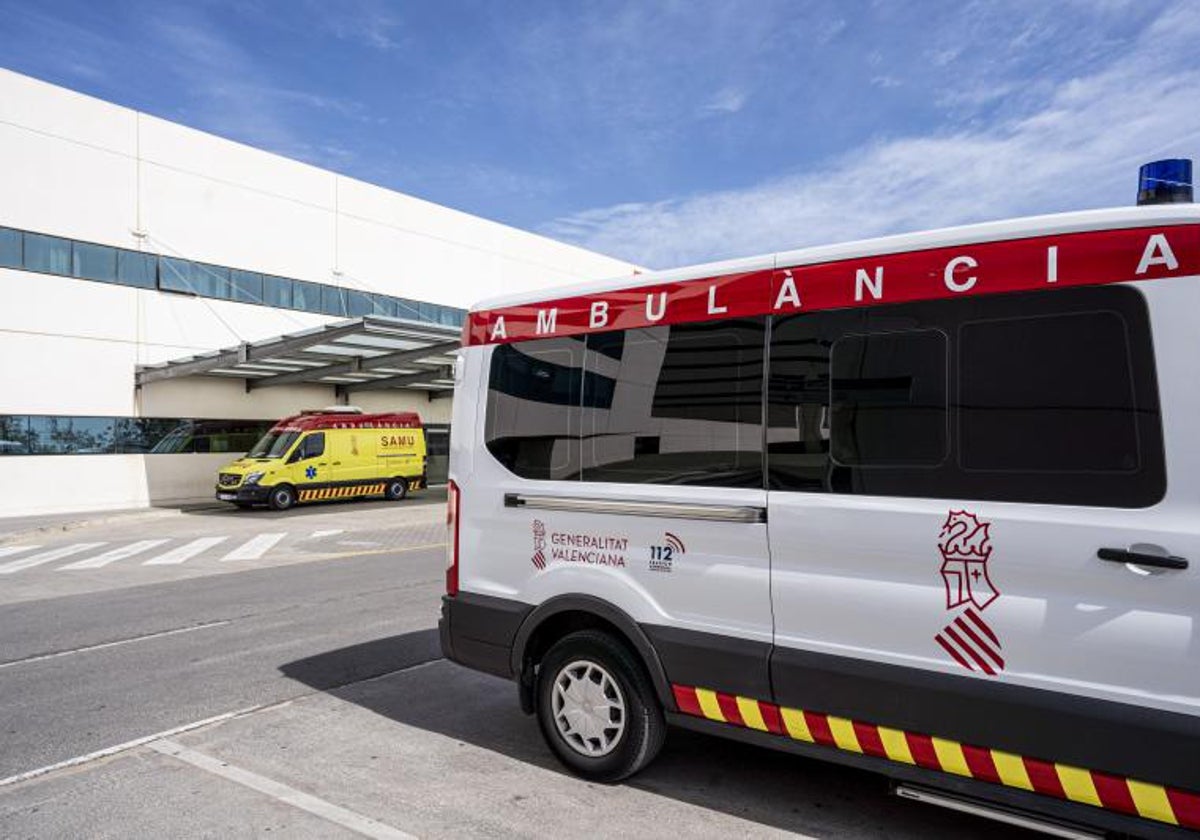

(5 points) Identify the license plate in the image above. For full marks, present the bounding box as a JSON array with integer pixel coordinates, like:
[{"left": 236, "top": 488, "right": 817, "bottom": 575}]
[{"left": 217, "top": 493, "right": 237, "bottom": 501}]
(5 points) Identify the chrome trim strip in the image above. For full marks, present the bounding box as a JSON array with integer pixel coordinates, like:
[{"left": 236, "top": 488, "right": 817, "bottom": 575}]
[{"left": 504, "top": 493, "right": 766, "bottom": 523}]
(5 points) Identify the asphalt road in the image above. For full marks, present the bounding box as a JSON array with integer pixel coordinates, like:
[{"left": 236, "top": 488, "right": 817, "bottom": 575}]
[{"left": 0, "top": 503, "right": 1027, "bottom": 839}]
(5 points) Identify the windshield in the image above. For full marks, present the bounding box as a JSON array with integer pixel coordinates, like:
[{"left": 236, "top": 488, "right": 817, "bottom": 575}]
[{"left": 246, "top": 430, "right": 300, "bottom": 459}]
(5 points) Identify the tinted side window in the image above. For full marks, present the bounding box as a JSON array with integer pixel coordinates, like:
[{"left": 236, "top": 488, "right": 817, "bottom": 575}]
[
  {"left": 768, "top": 286, "right": 1164, "bottom": 507},
  {"left": 485, "top": 338, "right": 583, "bottom": 480},
  {"left": 581, "top": 319, "right": 765, "bottom": 487},
  {"left": 300, "top": 432, "right": 325, "bottom": 460},
  {"left": 831, "top": 330, "right": 947, "bottom": 467}
]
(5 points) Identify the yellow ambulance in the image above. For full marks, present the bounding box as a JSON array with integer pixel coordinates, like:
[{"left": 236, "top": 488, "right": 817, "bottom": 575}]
[{"left": 215, "top": 409, "right": 426, "bottom": 510}]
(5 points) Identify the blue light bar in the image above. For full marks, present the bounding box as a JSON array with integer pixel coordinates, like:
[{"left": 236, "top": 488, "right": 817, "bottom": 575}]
[{"left": 1137, "top": 159, "right": 1193, "bottom": 205}]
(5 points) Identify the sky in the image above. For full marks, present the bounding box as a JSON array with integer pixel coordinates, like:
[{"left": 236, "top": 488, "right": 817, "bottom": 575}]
[{"left": 0, "top": 0, "right": 1198, "bottom": 270}]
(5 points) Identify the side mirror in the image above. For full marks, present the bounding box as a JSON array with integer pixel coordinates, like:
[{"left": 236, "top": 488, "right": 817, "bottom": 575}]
[{"left": 287, "top": 448, "right": 303, "bottom": 464}]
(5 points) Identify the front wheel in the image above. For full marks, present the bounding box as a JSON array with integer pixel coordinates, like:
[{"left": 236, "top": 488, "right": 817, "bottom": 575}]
[
  {"left": 268, "top": 484, "right": 296, "bottom": 511},
  {"left": 384, "top": 478, "right": 408, "bottom": 501},
  {"left": 535, "top": 630, "right": 665, "bottom": 782}
]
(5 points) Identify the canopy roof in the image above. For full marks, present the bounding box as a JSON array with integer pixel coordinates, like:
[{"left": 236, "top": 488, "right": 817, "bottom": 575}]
[{"left": 135, "top": 315, "right": 459, "bottom": 398}]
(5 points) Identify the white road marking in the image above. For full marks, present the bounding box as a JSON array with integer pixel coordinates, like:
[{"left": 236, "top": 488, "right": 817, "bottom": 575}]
[
  {"left": 309, "top": 529, "right": 345, "bottom": 539},
  {"left": 220, "top": 532, "right": 286, "bottom": 562},
  {"left": 150, "top": 740, "right": 415, "bottom": 840},
  {"left": 0, "top": 620, "right": 230, "bottom": 670},
  {"left": 0, "top": 706, "right": 261, "bottom": 788},
  {"left": 58, "top": 539, "right": 171, "bottom": 570},
  {"left": 0, "top": 545, "right": 40, "bottom": 559},
  {"left": 0, "top": 543, "right": 107, "bottom": 575},
  {"left": 337, "top": 540, "right": 381, "bottom": 548},
  {"left": 143, "top": 536, "right": 227, "bottom": 565}
]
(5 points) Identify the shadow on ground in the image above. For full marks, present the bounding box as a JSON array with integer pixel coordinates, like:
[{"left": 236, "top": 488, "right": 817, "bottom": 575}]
[{"left": 281, "top": 633, "right": 1019, "bottom": 838}]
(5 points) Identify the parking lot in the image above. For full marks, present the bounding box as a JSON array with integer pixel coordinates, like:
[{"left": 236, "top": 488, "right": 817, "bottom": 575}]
[{"left": 0, "top": 495, "right": 1022, "bottom": 838}]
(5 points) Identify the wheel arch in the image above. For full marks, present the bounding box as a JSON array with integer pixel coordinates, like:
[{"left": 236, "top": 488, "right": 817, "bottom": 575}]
[{"left": 510, "top": 595, "right": 674, "bottom": 714}]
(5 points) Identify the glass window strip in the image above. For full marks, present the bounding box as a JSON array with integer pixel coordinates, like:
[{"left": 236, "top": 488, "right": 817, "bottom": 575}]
[{"left": 0, "top": 225, "right": 465, "bottom": 326}]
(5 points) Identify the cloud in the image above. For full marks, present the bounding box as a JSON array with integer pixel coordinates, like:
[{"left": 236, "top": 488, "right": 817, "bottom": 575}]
[
  {"left": 146, "top": 10, "right": 373, "bottom": 170},
  {"left": 540, "top": 2, "right": 1200, "bottom": 269},
  {"left": 307, "top": 0, "right": 403, "bottom": 51},
  {"left": 701, "top": 86, "right": 748, "bottom": 116}
]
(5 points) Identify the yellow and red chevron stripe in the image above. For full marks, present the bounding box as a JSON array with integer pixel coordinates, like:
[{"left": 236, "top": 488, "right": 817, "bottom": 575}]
[
  {"left": 298, "top": 483, "right": 385, "bottom": 502},
  {"left": 672, "top": 684, "right": 1200, "bottom": 831}
]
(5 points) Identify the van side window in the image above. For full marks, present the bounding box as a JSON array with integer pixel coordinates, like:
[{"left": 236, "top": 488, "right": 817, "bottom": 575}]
[
  {"left": 485, "top": 339, "right": 586, "bottom": 480},
  {"left": 580, "top": 319, "right": 765, "bottom": 487},
  {"left": 768, "top": 286, "right": 1165, "bottom": 507},
  {"left": 959, "top": 311, "right": 1139, "bottom": 472},
  {"left": 294, "top": 432, "right": 324, "bottom": 461},
  {"left": 831, "top": 330, "right": 948, "bottom": 467}
]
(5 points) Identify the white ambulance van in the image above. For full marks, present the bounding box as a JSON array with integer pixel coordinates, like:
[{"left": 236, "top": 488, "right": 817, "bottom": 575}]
[{"left": 440, "top": 161, "right": 1200, "bottom": 837}]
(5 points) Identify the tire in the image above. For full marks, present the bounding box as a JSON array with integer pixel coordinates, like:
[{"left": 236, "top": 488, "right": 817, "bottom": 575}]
[
  {"left": 384, "top": 478, "right": 408, "bottom": 501},
  {"left": 535, "top": 630, "right": 666, "bottom": 782},
  {"left": 268, "top": 484, "right": 296, "bottom": 511}
]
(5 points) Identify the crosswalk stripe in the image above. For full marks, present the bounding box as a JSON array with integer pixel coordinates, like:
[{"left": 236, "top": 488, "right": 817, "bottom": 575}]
[
  {"left": 0, "top": 545, "right": 40, "bottom": 559},
  {"left": 59, "top": 539, "right": 171, "bottom": 570},
  {"left": 0, "top": 543, "right": 107, "bottom": 575},
  {"left": 220, "top": 533, "right": 286, "bottom": 562},
  {"left": 143, "top": 536, "right": 228, "bottom": 566}
]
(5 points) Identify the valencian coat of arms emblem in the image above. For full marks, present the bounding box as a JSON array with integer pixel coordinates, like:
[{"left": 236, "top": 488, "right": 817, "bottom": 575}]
[{"left": 934, "top": 511, "right": 1005, "bottom": 676}]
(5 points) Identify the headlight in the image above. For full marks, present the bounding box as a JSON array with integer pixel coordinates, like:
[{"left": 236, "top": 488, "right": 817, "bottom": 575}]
[{"left": 244, "top": 472, "right": 265, "bottom": 485}]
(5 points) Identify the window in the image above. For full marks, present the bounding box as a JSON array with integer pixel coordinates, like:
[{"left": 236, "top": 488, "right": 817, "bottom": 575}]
[
  {"left": 347, "top": 289, "right": 374, "bottom": 317},
  {"left": 192, "top": 263, "right": 231, "bottom": 298},
  {"left": 293, "top": 432, "right": 325, "bottom": 461},
  {"left": 117, "top": 250, "right": 157, "bottom": 289},
  {"left": 27, "top": 415, "right": 115, "bottom": 454},
  {"left": 372, "top": 294, "right": 397, "bottom": 318},
  {"left": 159, "top": 257, "right": 195, "bottom": 293},
  {"left": 0, "top": 228, "right": 21, "bottom": 268},
  {"left": 768, "top": 286, "right": 1164, "bottom": 507},
  {"left": 959, "top": 310, "right": 1145, "bottom": 474},
  {"left": 231, "top": 269, "right": 264, "bottom": 304},
  {"left": 831, "top": 330, "right": 947, "bottom": 467},
  {"left": 485, "top": 338, "right": 584, "bottom": 480},
  {"left": 24, "top": 233, "right": 71, "bottom": 275},
  {"left": 72, "top": 242, "right": 117, "bottom": 283},
  {"left": 322, "top": 285, "right": 349, "bottom": 317},
  {"left": 392, "top": 298, "right": 421, "bottom": 320},
  {"left": 263, "top": 275, "right": 294, "bottom": 309},
  {"left": 580, "top": 320, "right": 765, "bottom": 487}
]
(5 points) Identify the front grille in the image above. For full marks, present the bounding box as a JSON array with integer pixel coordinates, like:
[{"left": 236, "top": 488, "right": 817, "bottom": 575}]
[{"left": 218, "top": 473, "right": 242, "bottom": 487}]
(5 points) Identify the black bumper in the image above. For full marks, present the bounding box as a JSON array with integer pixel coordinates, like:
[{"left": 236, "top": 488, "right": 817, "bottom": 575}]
[
  {"left": 439, "top": 592, "right": 533, "bottom": 679},
  {"left": 214, "top": 484, "right": 271, "bottom": 504}
]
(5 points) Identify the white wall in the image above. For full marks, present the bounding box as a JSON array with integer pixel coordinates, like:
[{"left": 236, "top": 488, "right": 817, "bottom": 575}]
[{"left": 0, "top": 68, "right": 637, "bottom": 517}]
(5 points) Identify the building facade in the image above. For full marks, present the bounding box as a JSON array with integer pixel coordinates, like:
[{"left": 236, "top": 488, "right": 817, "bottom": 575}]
[{"left": 0, "top": 69, "right": 637, "bottom": 516}]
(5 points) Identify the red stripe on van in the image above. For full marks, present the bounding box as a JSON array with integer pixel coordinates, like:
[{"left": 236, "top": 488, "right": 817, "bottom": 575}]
[
  {"left": 716, "top": 692, "right": 744, "bottom": 727},
  {"left": 852, "top": 721, "right": 887, "bottom": 758},
  {"left": 467, "top": 224, "right": 1200, "bottom": 345},
  {"left": 803, "top": 712, "right": 836, "bottom": 747},
  {"left": 758, "top": 701, "right": 785, "bottom": 735},
  {"left": 1166, "top": 787, "right": 1200, "bottom": 829},
  {"left": 1023, "top": 756, "right": 1067, "bottom": 799},
  {"left": 672, "top": 685, "right": 703, "bottom": 717},
  {"left": 961, "top": 743, "right": 1001, "bottom": 784},
  {"left": 1091, "top": 771, "right": 1139, "bottom": 815}
]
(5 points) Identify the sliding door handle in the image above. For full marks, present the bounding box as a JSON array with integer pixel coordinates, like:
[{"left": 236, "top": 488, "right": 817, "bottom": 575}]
[{"left": 1097, "top": 548, "right": 1188, "bottom": 570}]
